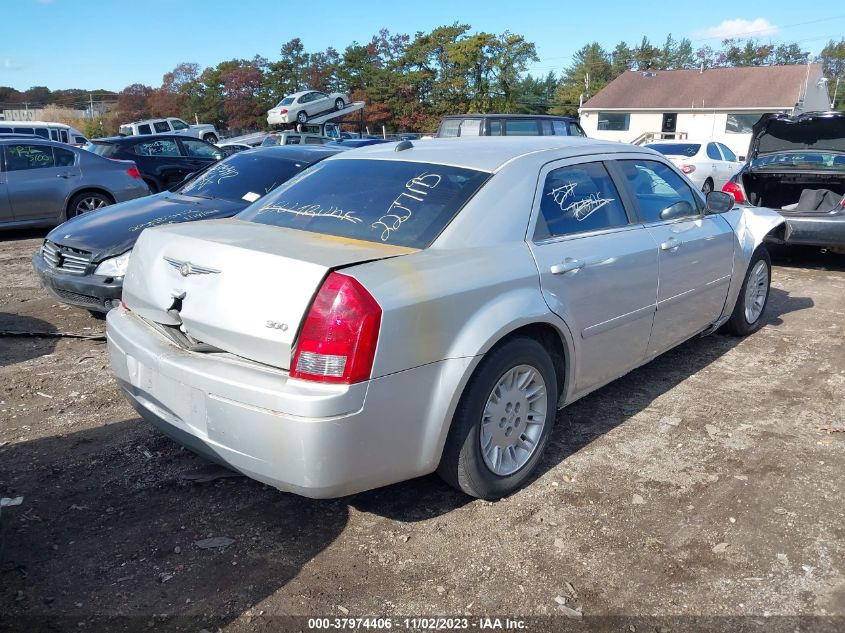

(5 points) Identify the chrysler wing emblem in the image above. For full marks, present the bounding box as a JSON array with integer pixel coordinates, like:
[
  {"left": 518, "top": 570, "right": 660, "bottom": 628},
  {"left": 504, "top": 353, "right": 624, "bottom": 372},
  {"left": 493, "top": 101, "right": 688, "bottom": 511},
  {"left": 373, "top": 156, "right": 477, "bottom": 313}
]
[{"left": 163, "top": 257, "right": 221, "bottom": 277}]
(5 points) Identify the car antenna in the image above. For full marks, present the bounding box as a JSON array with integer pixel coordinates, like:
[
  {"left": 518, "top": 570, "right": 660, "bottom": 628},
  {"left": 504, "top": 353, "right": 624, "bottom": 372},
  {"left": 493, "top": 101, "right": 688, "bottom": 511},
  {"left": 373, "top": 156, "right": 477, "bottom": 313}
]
[{"left": 395, "top": 140, "right": 414, "bottom": 152}]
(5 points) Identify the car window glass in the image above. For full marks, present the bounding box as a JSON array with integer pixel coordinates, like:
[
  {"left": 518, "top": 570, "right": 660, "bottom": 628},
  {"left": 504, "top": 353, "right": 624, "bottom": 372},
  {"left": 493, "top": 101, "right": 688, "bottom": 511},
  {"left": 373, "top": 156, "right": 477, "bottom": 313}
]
[
  {"left": 504, "top": 120, "right": 540, "bottom": 135},
  {"left": 138, "top": 124, "right": 152, "bottom": 135},
  {"left": 50, "top": 129, "right": 59, "bottom": 141},
  {"left": 540, "top": 120, "right": 553, "bottom": 135},
  {"left": 34, "top": 127, "right": 49, "bottom": 139},
  {"left": 182, "top": 139, "right": 219, "bottom": 158},
  {"left": 59, "top": 130, "right": 68, "bottom": 143},
  {"left": 13, "top": 127, "right": 34, "bottom": 134},
  {"left": 153, "top": 121, "right": 171, "bottom": 133},
  {"left": 170, "top": 119, "right": 188, "bottom": 130},
  {"left": 305, "top": 136, "right": 325, "bottom": 144},
  {"left": 706, "top": 143, "right": 721, "bottom": 160},
  {"left": 5, "top": 144, "right": 56, "bottom": 170},
  {"left": 569, "top": 122, "right": 586, "bottom": 137},
  {"left": 73, "top": 135, "right": 86, "bottom": 144},
  {"left": 536, "top": 161, "right": 629, "bottom": 239},
  {"left": 718, "top": 143, "right": 737, "bottom": 161},
  {"left": 488, "top": 120, "right": 503, "bottom": 136},
  {"left": 551, "top": 120, "right": 567, "bottom": 135},
  {"left": 285, "top": 136, "right": 301, "bottom": 144},
  {"left": 0, "top": 126, "right": 12, "bottom": 133},
  {"left": 133, "top": 139, "right": 180, "bottom": 156},
  {"left": 617, "top": 159, "right": 700, "bottom": 223},
  {"left": 54, "top": 147, "right": 76, "bottom": 167},
  {"left": 439, "top": 119, "right": 460, "bottom": 137},
  {"left": 459, "top": 119, "right": 481, "bottom": 136}
]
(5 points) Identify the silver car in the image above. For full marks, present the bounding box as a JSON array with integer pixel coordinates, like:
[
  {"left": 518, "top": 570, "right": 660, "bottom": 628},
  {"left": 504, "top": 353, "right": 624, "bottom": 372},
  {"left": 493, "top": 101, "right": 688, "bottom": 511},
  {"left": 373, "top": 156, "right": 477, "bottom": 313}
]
[
  {"left": 1, "top": 138, "right": 150, "bottom": 229},
  {"left": 106, "top": 138, "right": 785, "bottom": 499}
]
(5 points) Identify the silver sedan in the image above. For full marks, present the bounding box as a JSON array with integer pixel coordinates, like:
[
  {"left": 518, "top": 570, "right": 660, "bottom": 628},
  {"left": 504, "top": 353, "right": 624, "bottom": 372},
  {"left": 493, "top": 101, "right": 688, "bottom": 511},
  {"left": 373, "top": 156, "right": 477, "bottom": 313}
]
[{"left": 106, "top": 138, "right": 785, "bottom": 499}]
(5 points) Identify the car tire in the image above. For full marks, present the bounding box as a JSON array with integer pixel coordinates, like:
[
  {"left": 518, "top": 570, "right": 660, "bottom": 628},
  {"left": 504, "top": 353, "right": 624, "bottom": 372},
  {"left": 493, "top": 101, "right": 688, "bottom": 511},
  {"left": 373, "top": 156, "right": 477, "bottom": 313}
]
[
  {"left": 297, "top": 111, "right": 308, "bottom": 124},
  {"left": 437, "top": 336, "right": 558, "bottom": 500},
  {"left": 203, "top": 133, "right": 218, "bottom": 144},
  {"left": 67, "top": 191, "right": 113, "bottom": 219},
  {"left": 702, "top": 178, "right": 714, "bottom": 194},
  {"left": 724, "top": 246, "right": 771, "bottom": 336},
  {"left": 335, "top": 97, "right": 345, "bottom": 111}
]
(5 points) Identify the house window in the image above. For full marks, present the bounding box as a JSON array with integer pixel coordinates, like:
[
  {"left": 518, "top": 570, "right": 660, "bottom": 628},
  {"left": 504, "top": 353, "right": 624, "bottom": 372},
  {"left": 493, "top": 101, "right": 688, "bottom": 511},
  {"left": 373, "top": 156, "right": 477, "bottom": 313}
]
[
  {"left": 726, "top": 113, "right": 767, "bottom": 134},
  {"left": 597, "top": 112, "right": 630, "bottom": 131}
]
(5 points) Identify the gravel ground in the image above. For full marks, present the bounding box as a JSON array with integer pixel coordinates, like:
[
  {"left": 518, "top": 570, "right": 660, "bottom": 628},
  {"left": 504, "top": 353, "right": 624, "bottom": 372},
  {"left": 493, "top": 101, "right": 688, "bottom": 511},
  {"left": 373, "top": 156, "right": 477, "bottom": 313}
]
[{"left": 0, "top": 230, "right": 843, "bottom": 632}]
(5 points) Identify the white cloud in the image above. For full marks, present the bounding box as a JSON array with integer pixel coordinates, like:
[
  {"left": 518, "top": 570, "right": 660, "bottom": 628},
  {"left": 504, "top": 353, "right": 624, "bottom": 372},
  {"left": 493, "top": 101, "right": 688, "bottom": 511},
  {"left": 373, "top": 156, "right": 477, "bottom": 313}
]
[
  {"left": 2, "top": 57, "right": 25, "bottom": 71},
  {"left": 694, "top": 18, "right": 779, "bottom": 40}
]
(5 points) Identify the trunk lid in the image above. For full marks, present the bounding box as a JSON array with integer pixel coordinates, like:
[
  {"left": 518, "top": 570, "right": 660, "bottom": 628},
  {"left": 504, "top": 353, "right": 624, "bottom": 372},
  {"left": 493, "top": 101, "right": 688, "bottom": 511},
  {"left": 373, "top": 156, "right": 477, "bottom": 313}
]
[
  {"left": 122, "top": 219, "right": 416, "bottom": 369},
  {"left": 749, "top": 112, "right": 845, "bottom": 160}
]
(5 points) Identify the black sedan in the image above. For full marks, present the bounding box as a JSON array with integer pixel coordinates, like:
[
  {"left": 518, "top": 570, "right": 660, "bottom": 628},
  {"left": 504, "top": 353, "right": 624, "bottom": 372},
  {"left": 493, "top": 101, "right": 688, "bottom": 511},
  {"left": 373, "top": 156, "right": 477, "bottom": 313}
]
[
  {"left": 32, "top": 145, "right": 343, "bottom": 312},
  {"left": 84, "top": 135, "right": 224, "bottom": 193}
]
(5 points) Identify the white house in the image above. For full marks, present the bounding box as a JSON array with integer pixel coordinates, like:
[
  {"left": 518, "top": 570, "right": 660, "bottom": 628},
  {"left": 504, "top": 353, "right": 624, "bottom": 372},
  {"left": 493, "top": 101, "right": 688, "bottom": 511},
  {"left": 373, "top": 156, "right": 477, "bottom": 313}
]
[{"left": 578, "top": 64, "right": 831, "bottom": 158}]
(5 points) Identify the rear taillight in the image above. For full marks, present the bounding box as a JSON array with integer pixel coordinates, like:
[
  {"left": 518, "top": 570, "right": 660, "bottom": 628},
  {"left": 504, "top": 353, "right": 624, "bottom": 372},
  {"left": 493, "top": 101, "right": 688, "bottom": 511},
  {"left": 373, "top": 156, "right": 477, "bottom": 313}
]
[
  {"left": 278, "top": 108, "right": 288, "bottom": 115},
  {"left": 120, "top": 299, "right": 129, "bottom": 311},
  {"left": 127, "top": 165, "right": 141, "bottom": 179},
  {"left": 290, "top": 272, "right": 381, "bottom": 384},
  {"left": 680, "top": 164, "right": 695, "bottom": 174},
  {"left": 722, "top": 180, "right": 745, "bottom": 203}
]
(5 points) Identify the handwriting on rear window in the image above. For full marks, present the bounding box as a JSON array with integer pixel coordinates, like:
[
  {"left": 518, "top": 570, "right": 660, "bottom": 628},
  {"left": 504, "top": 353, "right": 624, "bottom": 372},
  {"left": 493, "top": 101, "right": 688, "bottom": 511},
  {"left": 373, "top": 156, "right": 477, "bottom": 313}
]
[
  {"left": 547, "top": 182, "right": 614, "bottom": 222},
  {"left": 259, "top": 201, "right": 361, "bottom": 224},
  {"left": 128, "top": 209, "right": 220, "bottom": 232},
  {"left": 372, "top": 172, "right": 442, "bottom": 241}
]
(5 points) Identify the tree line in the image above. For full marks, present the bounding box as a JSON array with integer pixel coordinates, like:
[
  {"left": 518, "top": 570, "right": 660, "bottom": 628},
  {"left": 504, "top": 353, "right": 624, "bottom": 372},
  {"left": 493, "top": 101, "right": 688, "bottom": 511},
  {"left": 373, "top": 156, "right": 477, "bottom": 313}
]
[{"left": 2, "top": 25, "right": 844, "bottom": 137}]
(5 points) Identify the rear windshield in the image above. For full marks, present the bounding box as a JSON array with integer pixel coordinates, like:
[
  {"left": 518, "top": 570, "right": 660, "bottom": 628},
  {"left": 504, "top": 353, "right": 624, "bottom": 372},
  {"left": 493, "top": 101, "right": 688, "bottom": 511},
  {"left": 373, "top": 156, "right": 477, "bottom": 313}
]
[
  {"left": 238, "top": 159, "right": 490, "bottom": 248},
  {"left": 179, "top": 152, "right": 309, "bottom": 202},
  {"left": 86, "top": 142, "right": 118, "bottom": 158},
  {"left": 647, "top": 143, "right": 701, "bottom": 157},
  {"left": 751, "top": 152, "right": 845, "bottom": 171},
  {"left": 277, "top": 97, "right": 295, "bottom": 106}
]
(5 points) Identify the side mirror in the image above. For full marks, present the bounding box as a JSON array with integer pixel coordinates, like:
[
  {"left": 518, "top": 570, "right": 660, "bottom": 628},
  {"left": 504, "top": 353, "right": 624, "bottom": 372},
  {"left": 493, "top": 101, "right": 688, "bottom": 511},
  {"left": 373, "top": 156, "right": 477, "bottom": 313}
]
[
  {"left": 738, "top": 155, "right": 746, "bottom": 162},
  {"left": 169, "top": 172, "right": 195, "bottom": 192},
  {"left": 659, "top": 200, "right": 696, "bottom": 221},
  {"left": 705, "top": 191, "right": 734, "bottom": 214}
]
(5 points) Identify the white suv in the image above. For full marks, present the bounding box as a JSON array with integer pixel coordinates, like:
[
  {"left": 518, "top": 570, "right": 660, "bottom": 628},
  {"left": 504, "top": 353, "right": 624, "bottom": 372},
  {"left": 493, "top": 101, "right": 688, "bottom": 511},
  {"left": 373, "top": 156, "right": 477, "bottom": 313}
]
[{"left": 119, "top": 118, "right": 218, "bottom": 143}]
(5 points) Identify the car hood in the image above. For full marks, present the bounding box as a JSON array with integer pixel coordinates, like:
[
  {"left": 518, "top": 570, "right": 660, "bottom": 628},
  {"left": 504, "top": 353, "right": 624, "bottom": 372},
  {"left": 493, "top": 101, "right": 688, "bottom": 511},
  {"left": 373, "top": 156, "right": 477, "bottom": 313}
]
[
  {"left": 749, "top": 112, "right": 845, "bottom": 159},
  {"left": 46, "top": 193, "right": 245, "bottom": 262}
]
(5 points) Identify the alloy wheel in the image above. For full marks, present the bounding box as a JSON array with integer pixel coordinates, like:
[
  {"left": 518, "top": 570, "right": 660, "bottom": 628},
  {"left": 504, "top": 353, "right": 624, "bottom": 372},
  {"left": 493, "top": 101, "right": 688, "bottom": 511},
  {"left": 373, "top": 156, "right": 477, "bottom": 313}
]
[{"left": 743, "top": 259, "right": 769, "bottom": 323}]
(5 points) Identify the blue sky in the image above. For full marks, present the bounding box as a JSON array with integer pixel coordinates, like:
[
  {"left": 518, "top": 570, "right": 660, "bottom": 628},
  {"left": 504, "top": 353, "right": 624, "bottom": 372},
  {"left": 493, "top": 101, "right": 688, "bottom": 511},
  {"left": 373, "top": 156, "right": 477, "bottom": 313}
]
[{"left": 2, "top": 0, "right": 844, "bottom": 93}]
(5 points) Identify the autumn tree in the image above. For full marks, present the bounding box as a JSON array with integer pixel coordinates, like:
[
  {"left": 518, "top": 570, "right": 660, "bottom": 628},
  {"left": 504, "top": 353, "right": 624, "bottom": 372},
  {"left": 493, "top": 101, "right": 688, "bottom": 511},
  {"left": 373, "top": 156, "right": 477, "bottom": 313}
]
[{"left": 116, "top": 83, "right": 152, "bottom": 121}]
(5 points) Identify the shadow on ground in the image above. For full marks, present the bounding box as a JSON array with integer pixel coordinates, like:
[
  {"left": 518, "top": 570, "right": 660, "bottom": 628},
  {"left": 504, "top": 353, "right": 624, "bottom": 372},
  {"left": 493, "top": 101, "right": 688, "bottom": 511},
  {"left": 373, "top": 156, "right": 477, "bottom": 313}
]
[
  {"left": 0, "top": 283, "right": 815, "bottom": 631},
  {"left": 0, "top": 312, "right": 58, "bottom": 367}
]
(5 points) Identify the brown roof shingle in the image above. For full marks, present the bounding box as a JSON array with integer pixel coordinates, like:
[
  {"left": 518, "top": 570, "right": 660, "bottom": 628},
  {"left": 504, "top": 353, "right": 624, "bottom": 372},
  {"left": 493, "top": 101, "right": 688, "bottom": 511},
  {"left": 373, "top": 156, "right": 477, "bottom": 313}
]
[{"left": 583, "top": 64, "right": 820, "bottom": 110}]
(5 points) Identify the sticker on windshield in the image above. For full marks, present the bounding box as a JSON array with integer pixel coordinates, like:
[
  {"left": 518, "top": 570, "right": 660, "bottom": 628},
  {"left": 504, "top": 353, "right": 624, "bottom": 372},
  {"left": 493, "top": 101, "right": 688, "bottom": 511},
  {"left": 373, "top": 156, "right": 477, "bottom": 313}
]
[
  {"left": 372, "top": 172, "right": 442, "bottom": 241},
  {"left": 242, "top": 192, "right": 261, "bottom": 202}
]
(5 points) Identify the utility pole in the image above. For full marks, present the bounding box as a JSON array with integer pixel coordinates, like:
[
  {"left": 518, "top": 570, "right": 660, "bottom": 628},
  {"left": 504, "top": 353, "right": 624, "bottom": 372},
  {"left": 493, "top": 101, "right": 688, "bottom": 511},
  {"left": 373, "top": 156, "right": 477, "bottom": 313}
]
[{"left": 89, "top": 93, "right": 95, "bottom": 120}]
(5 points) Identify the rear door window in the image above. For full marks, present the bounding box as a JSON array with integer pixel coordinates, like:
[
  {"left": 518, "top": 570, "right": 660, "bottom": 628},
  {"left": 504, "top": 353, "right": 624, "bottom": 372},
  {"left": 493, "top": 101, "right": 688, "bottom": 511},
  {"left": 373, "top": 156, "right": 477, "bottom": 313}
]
[
  {"left": 133, "top": 139, "right": 180, "bottom": 156},
  {"left": 238, "top": 159, "right": 490, "bottom": 248},
  {"left": 504, "top": 120, "right": 540, "bottom": 136},
  {"left": 535, "top": 161, "right": 629, "bottom": 240},
  {"left": 34, "top": 128, "right": 49, "bottom": 139},
  {"left": 137, "top": 124, "right": 152, "bottom": 135},
  {"left": 153, "top": 121, "right": 171, "bottom": 133},
  {"left": 5, "top": 144, "right": 56, "bottom": 170},
  {"left": 54, "top": 147, "right": 76, "bottom": 167},
  {"left": 50, "top": 129, "right": 59, "bottom": 141},
  {"left": 59, "top": 130, "right": 68, "bottom": 143}
]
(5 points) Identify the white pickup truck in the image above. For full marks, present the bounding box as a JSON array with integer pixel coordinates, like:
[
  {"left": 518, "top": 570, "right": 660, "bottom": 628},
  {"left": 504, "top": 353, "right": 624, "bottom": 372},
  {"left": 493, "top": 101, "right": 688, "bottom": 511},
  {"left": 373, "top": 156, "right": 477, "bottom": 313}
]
[{"left": 118, "top": 117, "right": 219, "bottom": 143}]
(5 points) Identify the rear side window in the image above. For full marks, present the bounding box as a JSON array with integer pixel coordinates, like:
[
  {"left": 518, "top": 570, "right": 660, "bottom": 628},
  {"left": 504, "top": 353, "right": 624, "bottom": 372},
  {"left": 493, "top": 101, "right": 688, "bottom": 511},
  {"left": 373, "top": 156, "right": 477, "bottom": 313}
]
[
  {"left": 706, "top": 143, "right": 721, "bottom": 160},
  {"left": 34, "top": 128, "right": 49, "bottom": 139},
  {"left": 616, "top": 159, "right": 700, "bottom": 223},
  {"left": 5, "top": 144, "right": 56, "bottom": 170},
  {"left": 153, "top": 121, "right": 171, "bottom": 133},
  {"left": 59, "top": 130, "right": 68, "bottom": 143},
  {"left": 137, "top": 124, "right": 152, "bottom": 135},
  {"left": 133, "top": 139, "right": 180, "bottom": 156},
  {"left": 50, "top": 129, "right": 59, "bottom": 141},
  {"left": 87, "top": 142, "right": 118, "bottom": 158},
  {"left": 239, "top": 159, "right": 490, "bottom": 249},
  {"left": 54, "top": 147, "right": 76, "bottom": 167},
  {"left": 535, "top": 161, "right": 629, "bottom": 240},
  {"left": 13, "top": 127, "right": 34, "bottom": 135}
]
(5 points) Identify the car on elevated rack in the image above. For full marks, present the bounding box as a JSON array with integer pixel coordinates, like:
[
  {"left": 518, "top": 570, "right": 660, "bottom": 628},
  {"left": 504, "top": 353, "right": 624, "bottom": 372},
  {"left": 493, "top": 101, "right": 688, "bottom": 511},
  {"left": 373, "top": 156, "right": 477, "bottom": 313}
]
[
  {"left": 32, "top": 145, "right": 343, "bottom": 313},
  {"left": 267, "top": 90, "right": 349, "bottom": 125},
  {"left": 107, "top": 137, "right": 784, "bottom": 500},
  {"left": 0, "top": 137, "right": 149, "bottom": 230},
  {"left": 721, "top": 111, "right": 845, "bottom": 251}
]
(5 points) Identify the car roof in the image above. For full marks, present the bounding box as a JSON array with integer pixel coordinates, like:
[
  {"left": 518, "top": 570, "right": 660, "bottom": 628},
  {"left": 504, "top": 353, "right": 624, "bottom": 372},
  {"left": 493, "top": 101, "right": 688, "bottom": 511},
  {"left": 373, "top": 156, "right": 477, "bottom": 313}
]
[
  {"left": 122, "top": 117, "right": 181, "bottom": 125},
  {"left": 92, "top": 134, "right": 193, "bottom": 143},
  {"left": 0, "top": 136, "right": 68, "bottom": 146},
  {"left": 329, "top": 136, "right": 640, "bottom": 172},
  {"left": 440, "top": 113, "right": 577, "bottom": 121},
  {"left": 0, "top": 121, "right": 75, "bottom": 128}
]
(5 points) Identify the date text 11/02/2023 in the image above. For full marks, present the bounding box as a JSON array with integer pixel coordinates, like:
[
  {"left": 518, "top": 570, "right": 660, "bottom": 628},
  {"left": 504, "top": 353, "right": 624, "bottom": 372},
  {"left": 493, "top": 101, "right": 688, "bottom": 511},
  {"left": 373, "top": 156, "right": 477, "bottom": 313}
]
[{"left": 307, "top": 617, "right": 528, "bottom": 630}]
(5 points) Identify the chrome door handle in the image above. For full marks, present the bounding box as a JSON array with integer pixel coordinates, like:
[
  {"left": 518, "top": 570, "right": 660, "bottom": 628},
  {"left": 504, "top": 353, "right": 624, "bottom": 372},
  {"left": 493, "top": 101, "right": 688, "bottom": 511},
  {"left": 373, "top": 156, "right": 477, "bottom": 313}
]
[
  {"left": 56, "top": 173, "right": 70, "bottom": 179},
  {"left": 660, "top": 238, "right": 681, "bottom": 251},
  {"left": 550, "top": 258, "right": 584, "bottom": 275}
]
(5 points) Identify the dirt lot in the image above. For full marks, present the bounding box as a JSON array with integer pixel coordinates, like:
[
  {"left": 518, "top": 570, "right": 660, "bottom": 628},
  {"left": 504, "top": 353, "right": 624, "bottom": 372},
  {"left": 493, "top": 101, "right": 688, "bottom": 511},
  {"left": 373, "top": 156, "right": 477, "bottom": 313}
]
[{"left": 1, "top": 230, "right": 843, "bottom": 632}]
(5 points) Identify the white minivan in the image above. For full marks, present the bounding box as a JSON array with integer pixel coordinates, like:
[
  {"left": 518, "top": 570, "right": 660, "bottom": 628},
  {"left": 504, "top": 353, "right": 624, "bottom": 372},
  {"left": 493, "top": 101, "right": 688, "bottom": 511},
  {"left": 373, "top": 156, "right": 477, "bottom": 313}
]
[{"left": 0, "top": 121, "right": 88, "bottom": 146}]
